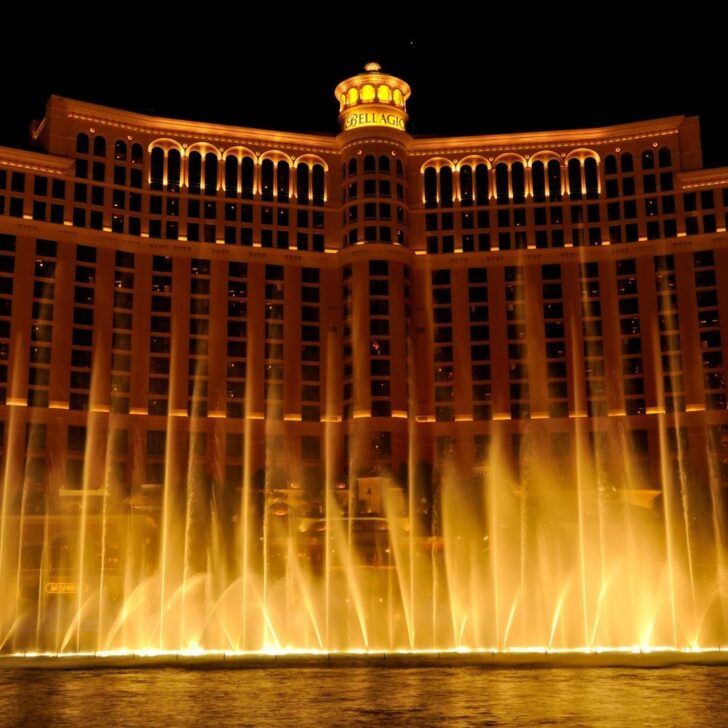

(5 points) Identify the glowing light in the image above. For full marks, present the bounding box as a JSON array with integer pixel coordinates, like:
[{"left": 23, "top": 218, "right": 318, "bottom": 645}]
[{"left": 361, "top": 85, "right": 375, "bottom": 103}]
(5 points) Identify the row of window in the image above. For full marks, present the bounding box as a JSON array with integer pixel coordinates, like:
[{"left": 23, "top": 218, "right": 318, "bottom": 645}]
[
  {"left": 0, "top": 234, "right": 13, "bottom": 404},
  {"left": 422, "top": 148, "right": 672, "bottom": 208},
  {"left": 343, "top": 154, "right": 404, "bottom": 177},
  {"left": 149, "top": 149, "right": 326, "bottom": 203},
  {"left": 12, "top": 421, "right": 726, "bottom": 497},
  {"left": 2, "top": 232, "right": 728, "bottom": 417}
]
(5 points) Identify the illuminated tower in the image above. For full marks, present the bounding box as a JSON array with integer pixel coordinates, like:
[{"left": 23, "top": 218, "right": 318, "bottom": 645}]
[
  {"left": 335, "top": 64, "right": 413, "bottom": 479},
  {"left": 335, "top": 62, "right": 411, "bottom": 135}
]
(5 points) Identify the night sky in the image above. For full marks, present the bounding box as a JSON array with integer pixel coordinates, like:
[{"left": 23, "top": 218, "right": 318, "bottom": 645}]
[{"left": 3, "top": 20, "right": 725, "bottom": 166}]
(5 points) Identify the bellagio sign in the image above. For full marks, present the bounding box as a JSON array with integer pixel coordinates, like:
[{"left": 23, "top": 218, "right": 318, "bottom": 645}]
[{"left": 342, "top": 109, "right": 406, "bottom": 132}]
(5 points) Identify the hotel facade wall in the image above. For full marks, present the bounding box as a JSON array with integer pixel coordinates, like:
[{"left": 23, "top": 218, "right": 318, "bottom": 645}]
[{"left": 1, "top": 95, "right": 728, "bottom": 506}]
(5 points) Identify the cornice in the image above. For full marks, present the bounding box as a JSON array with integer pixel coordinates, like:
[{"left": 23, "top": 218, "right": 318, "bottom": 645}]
[
  {"left": 0, "top": 146, "right": 73, "bottom": 175},
  {"left": 407, "top": 117, "right": 687, "bottom": 157},
  {"left": 50, "top": 96, "right": 340, "bottom": 155},
  {"left": 676, "top": 167, "right": 728, "bottom": 189},
  {"left": 45, "top": 98, "right": 695, "bottom": 162}
]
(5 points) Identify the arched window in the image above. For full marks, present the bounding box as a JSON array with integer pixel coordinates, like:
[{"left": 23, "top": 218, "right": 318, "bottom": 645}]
[
  {"left": 277, "top": 161, "right": 290, "bottom": 201},
  {"left": 348, "top": 157, "right": 357, "bottom": 176},
  {"left": 531, "top": 161, "right": 545, "bottom": 202},
  {"left": 584, "top": 158, "right": 598, "bottom": 199},
  {"left": 620, "top": 152, "right": 633, "bottom": 173},
  {"left": 396, "top": 159, "right": 404, "bottom": 176},
  {"left": 512, "top": 162, "right": 525, "bottom": 203},
  {"left": 114, "top": 140, "right": 127, "bottom": 160},
  {"left": 261, "top": 159, "right": 274, "bottom": 201},
  {"left": 460, "top": 166, "right": 473, "bottom": 204},
  {"left": 312, "top": 164, "right": 325, "bottom": 205},
  {"left": 76, "top": 133, "right": 89, "bottom": 154},
  {"left": 93, "top": 135, "right": 106, "bottom": 157},
  {"left": 150, "top": 147, "right": 164, "bottom": 191},
  {"left": 224, "top": 156, "right": 238, "bottom": 197},
  {"left": 241, "top": 157, "right": 254, "bottom": 199},
  {"left": 204, "top": 153, "right": 218, "bottom": 195},
  {"left": 604, "top": 155, "right": 617, "bottom": 175},
  {"left": 363, "top": 155, "right": 376, "bottom": 173},
  {"left": 379, "top": 155, "right": 390, "bottom": 173},
  {"left": 641, "top": 150, "right": 655, "bottom": 170},
  {"left": 547, "top": 160, "right": 562, "bottom": 201},
  {"left": 440, "top": 167, "right": 453, "bottom": 207},
  {"left": 167, "top": 149, "right": 181, "bottom": 192},
  {"left": 424, "top": 167, "right": 437, "bottom": 207},
  {"left": 475, "top": 164, "right": 489, "bottom": 205},
  {"left": 567, "top": 159, "right": 582, "bottom": 199},
  {"left": 658, "top": 147, "right": 672, "bottom": 167},
  {"left": 495, "top": 163, "right": 509, "bottom": 203},
  {"left": 188, "top": 152, "right": 202, "bottom": 193},
  {"left": 131, "top": 144, "right": 143, "bottom": 164},
  {"left": 297, "top": 164, "right": 310, "bottom": 202}
]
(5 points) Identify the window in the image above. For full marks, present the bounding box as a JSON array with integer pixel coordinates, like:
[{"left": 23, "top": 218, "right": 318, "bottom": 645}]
[
  {"left": 440, "top": 167, "right": 453, "bottom": 206},
  {"left": 512, "top": 162, "right": 525, "bottom": 203},
  {"left": 150, "top": 148, "right": 164, "bottom": 190},
  {"left": 495, "top": 163, "right": 508, "bottom": 203},
  {"left": 168, "top": 149, "right": 181, "bottom": 191},
  {"left": 296, "top": 164, "right": 309, "bottom": 202},
  {"left": 567, "top": 158, "right": 582, "bottom": 199},
  {"left": 76, "top": 133, "right": 89, "bottom": 153}
]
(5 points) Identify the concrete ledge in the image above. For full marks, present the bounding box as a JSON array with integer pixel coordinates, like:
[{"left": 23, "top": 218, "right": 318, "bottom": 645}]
[{"left": 1, "top": 649, "right": 727, "bottom": 671}]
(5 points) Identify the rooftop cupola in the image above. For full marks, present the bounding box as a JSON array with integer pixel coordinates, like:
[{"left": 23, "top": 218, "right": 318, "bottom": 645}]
[{"left": 335, "top": 62, "right": 411, "bottom": 133}]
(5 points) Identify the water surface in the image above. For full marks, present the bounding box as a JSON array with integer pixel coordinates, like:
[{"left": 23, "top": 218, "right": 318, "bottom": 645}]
[{"left": 2, "top": 665, "right": 726, "bottom": 727}]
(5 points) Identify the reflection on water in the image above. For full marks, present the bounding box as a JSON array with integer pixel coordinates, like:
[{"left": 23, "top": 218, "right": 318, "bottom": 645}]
[{"left": 1, "top": 666, "right": 727, "bottom": 727}]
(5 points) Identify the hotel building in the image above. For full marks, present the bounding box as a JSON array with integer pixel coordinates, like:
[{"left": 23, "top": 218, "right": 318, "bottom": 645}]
[{"left": 1, "top": 63, "right": 728, "bottom": 511}]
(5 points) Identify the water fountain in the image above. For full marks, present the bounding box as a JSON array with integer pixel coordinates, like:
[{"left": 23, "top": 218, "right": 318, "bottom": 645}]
[{"left": 0, "top": 374, "right": 726, "bottom": 657}]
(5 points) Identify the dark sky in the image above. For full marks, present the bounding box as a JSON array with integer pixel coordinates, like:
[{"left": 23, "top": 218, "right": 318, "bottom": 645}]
[{"left": 3, "top": 19, "right": 725, "bottom": 166}]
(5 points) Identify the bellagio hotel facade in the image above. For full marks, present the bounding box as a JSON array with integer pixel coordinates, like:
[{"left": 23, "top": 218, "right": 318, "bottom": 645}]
[{"left": 1, "top": 62, "right": 728, "bottom": 506}]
